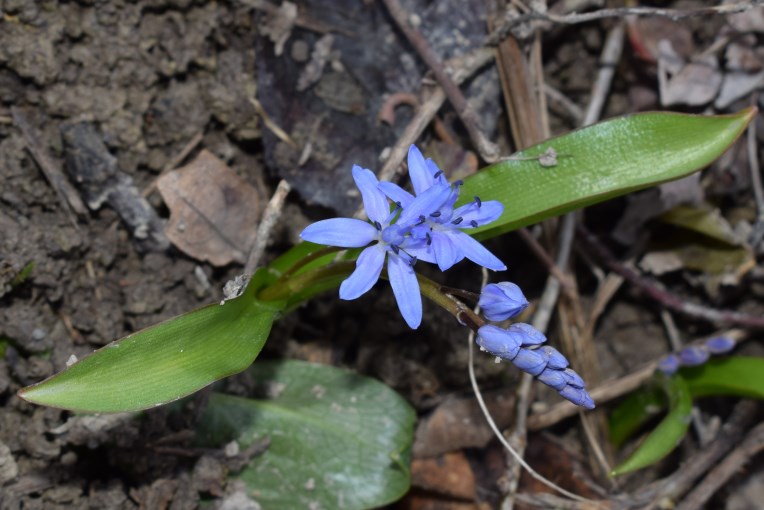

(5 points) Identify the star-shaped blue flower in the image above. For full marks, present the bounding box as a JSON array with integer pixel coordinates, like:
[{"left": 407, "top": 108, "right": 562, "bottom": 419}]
[
  {"left": 379, "top": 145, "right": 506, "bottom": 272},
  {"left": 300, "top": 165, "right": 450, "bottom": 329}
]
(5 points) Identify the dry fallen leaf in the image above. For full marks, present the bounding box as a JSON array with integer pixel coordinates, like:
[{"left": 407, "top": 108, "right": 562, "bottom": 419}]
[{"left": 157, "top": 150, "right": 261, "bottom": 266}]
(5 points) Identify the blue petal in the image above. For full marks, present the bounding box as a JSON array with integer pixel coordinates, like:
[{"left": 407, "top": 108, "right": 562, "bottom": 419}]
[
  {"left": 657, "top": 354, "right": 680, "bottom": 375},
  {"left": 540, "top": 346, "right": 568, "bottom": 369},
  {"left": 448, "top": 231, "right": 506, "bottom": 271},
  {"left": 561, "top": 368, "right": 586, "bottom": 388},
  {"left": 378, "top": 181, "right": 415, "bottom": 208},
  {"left": 537, "top": 368, "right": 567, "bottom": 390},
  {"left": 352, "top": 165, "right": 391, "bottom": 224},
  {"left": 397, "top": 182, "right": 451, "bottom": 226},
  {"left": 301, "top": 218, "right": 378, "bottom": 247},
  {"left": 704, "top": 336, "right": 735, "bottom": 354},
  {"left": 402, "top": 238, "right": 437, "bottom": 264},
  {"left": 339, "top": 245, "right": 385, "bottom": 300},
  {"left": 678, "top": 345, "right": 709, "bottom": 366},
  {"left": 407, "top": 145, "right": 435, "bottom": 195},
  {"left": 559, "top": 386, "right": 595, "bottom": 409},
  {"left": 478, "top": 282, "right": 528, "bottom": 322},
  {"left": 425, "top": 159, "right": 447, "bottom": 186},
  {"left": 508, "top": 323, "right": 547, "bottom": 346},
  {"left": 455, "top": 200, "right": 503, "bottom": 228},
  {"left": 387, "top": 253, "right": 422, "bottom": 329},
  {"left": 512, "top": 348, "right": 548, "bottom": 376},
  {"left": 476, "top": 325, "right": 521, "bottom": 360},
  {"left": 431, "top": 232, "right": 463, "bottom": 271}
]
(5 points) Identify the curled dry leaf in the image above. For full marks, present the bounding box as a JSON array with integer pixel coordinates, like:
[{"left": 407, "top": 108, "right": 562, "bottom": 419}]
[
  {"left": 157, "top": 150, "right": 261, "bottom": 267},
  {"left": 658, "top": 40, "right": 723, "bottom": 107}
]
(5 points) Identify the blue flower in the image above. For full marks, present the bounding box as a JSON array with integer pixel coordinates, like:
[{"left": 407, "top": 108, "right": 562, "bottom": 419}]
[
  {"left": 378, "top": 145, "right": 506, "bottom": 272},
  {"left": 476, "top": 324, "right": 595, "bottom": 409},
  {"left": 478, "top": 282, "right": 529, "bottom": 322},
  {"left": 705, "top": 336, "right": 735, "bottom": 354},
  {"left": 300, "top": 165, "right": 450, "bottom": 329}
]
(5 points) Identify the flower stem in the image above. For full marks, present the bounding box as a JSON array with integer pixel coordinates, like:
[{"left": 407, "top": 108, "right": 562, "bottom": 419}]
[{"left": 415, "top": 273, "right": 486, "bottom": 331}]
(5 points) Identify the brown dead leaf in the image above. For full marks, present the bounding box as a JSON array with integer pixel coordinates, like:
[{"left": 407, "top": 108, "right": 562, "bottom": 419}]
[
  {"left": 157, "top": 150, "right": 261, "bottom": 266},
  {"left": 411, "top": 451, "right": 476, "bottom": 500},
  {"left": 413, "top": 390, "right": 514, "bottom": 458}
]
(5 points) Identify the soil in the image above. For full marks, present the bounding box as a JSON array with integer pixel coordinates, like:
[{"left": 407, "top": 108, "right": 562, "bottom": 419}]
[{"left": 1, "top": 1, "right": 762, "bottom": 509}]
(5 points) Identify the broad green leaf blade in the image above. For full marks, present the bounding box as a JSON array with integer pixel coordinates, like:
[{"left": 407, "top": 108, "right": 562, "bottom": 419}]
[
  {"left": 611, "top": 375, "right": 692, "bottom": 476},
  {"left": 462, "top": 108, "right": 755, "bottom": 240},
  {"left": 18, "top": 270, "right": 284, "bottom": 413},
  {"left": 196, "top": 360, "right": 415, "bottom": 510},
  {"left": 683, "top": 357, "right": 764, "bottom": 399},
  {"left": 608, "top": 386, "right": 665, "bottom": 448}
]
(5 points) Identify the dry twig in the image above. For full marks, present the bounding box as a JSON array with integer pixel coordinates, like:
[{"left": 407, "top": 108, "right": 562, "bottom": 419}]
[
  {"left": 11, "top": 107, "right": 87, "bottom": 228},
  {"left": 244, "top": 179, "right": 291, "bottom": 274},
  {"left": 381, "top": 0, "right": 500, "bottom": 162},
  {"left": 486, "top": 1, "right": 761, "bottom": 46},
  {"left": 577, "top": 224, "right": 764, "bottom": 329}
]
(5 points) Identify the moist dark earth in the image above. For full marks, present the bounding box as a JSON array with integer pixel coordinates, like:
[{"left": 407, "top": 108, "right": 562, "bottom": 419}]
[{"left": 2, "top": 1, "right": 764, "bottom": 509}]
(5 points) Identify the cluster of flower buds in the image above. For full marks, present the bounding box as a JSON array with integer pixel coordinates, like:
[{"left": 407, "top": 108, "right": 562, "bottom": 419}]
[
  {"left": 657, "top": 336, "right": 736, "bottom": 375},
  {"left": 475, "top": 283, "right": 595, "bottom": 409}
]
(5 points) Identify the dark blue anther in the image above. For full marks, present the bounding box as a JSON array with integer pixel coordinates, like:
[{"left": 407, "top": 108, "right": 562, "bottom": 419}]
[
  {"left": 470, "top": 220, "right": 478, "bottom": 228},
  {"left": 452, "top": 217, "right": 463, "bottom": 225},
  {"left": 395, "top": 201, "right": 402, "bottom": 208},
  {"left": 433, "top": 170, "right": 443, "bottom": 179},
  {"left": 474, "top": 196, "right": 482, "bottom": 207},
  {"left": 430, "top": 211, "right": 441, "bottom": 218},
  {"left": 391, "top": 244, "right": 400, "bottom": 255},
  {"left": 454, "top": 179, "right": 464, "bottom": 187},
  {"left": 416, "top": 215, "right": 426, "bottom": 226},
  {"left": 374, "top": 221, "right": 382, "bottom": 231},
  {"left": 426, "top": 232, "right": 432, "bottom": 245},
  {"left": 409, "top": 256, "right": 417, "bottom": 267}
]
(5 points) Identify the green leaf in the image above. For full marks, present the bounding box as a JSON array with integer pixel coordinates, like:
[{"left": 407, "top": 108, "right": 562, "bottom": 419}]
[
  {"left": 196, "top": 360, "right": 415, "bottom": 510},
  {"left": 18, "top": 270, "right": 285, "bottom": 413},
  {"left": 683, "top": 356, "right": 764, "bottom": 400},
  {"left": 611, "top": 375, "right": 692, "bottom": 476},
  {"left": 608, "top": 386, "right": 665, "bottom": 448},
  {"left": 462, "top": 108, "right": 755, "bottom": 240}
]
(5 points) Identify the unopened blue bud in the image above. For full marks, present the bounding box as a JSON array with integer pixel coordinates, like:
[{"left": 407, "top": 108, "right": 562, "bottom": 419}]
[
  {"left": 559, "top": 385, "right": 596, "bottom": 409},
  {"left": 476, "top": 325, "right": 521, "bottom": 361},
  {"left": 679, "top": 345, "right": 709, "bottom": 366},
  {"left": 540, "top": 346, "right": 568, "bottom": 370},
  {"left": 561, "top": 368, "right": 586, "bottom": 388},
  {"left": 507, "top": 323, "right": 546, "bottom": 346},
  {"left": 657, "top": 353, "right": 680, "bottom": 375},
  {"left": 478, "top": 282, "right": 529, "bottom": 322},
  {"left": 537, "top": 367, "right": 567, "bottom": 390},
  {"left": 512, "top": 347, "right": 548, "bottom": 376},
  {"left": 705, "top": 336, "right": 735, "bottom": 354}
]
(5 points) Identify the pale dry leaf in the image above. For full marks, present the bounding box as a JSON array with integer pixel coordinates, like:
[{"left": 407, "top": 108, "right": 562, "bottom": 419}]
[{"left": 157, "top": 150, "right": 261, "bottom": 266}]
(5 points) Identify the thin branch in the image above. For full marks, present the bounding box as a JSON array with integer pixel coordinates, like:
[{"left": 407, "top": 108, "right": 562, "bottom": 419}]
[
  {"left": 11, "top": 107, "right": 87, "bottom": 228},
  {"left": 676, "top": 417, "right": 764, "bottom": 510},
  {"left": 381, "top": 0, "right": 499, "bottom": 162},
  {"left": 629, "top": 400, "right": 760, "bottom": 509},
  {"left": 577, "top": 224, "right": 764, "bottom": 329},
  {"left": 486, "top": 1, "right": 761, "bottom": 46},
  {"left": 362, "top": 46, "right": 493, "bottom": 218},
  {"left": 244, "top": 179, "right": 291, "bottom": 274}
]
